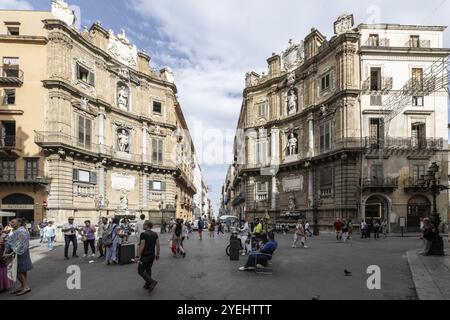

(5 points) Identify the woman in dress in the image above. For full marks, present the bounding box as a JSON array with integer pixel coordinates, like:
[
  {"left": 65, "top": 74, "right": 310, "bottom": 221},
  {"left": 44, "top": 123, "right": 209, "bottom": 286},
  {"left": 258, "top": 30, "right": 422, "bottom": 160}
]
[
  {"left": 3, "top": 218, "right": 33, "bottom": 296},
  {"left": 0, "top": 224, "right": 13, "bottom": 293},
  {"left": 106, "top": 217, "right": 120, "bottom": 265}
]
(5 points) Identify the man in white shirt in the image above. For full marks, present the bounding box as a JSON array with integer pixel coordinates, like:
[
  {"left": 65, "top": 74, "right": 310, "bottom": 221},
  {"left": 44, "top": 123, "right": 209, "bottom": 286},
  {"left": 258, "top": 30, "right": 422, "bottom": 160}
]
[
  {"left": 239, "top": 219, "right": 250, "bottom": 255},
  {"left": 61, "top": 217, "right": 79, "bottom": 260},
  {"left": 43, "top": 221, "right": 57, "bottom": 251},
  {"left": 135, "top": 214, "right": 146, "bottom": 240}
]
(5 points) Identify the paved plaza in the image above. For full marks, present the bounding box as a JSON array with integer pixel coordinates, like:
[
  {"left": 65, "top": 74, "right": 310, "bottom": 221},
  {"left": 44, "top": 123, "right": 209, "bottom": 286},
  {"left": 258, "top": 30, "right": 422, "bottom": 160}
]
[{"left": 4, "top": 231, "right": 448, "bottom": 300}]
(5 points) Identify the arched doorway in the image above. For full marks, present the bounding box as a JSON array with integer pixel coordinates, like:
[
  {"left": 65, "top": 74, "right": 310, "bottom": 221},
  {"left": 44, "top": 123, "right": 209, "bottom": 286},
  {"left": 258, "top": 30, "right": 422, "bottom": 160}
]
[
  {"left": 365, "top": 195, "right": 389, "bottom": 222},
  {"left": 1, "top": 193, "right": 35, "bottom": 225},
  {"left": 407, "top": 195, "right": 431, "bottom": 232}
]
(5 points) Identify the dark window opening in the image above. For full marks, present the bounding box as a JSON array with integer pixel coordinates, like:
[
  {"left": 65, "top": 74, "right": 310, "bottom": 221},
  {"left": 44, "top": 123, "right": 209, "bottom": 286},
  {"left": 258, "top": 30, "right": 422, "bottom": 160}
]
[
  {"left": 76, "top": 64, "right": 95, "bottom": 86},
  {"left": 3, "top": 89, "right": 15, "bottom": 105},
  {"left": 153, "top": 101, "right": 162, "bottom": 114},
  {"left": 7, "top": 27, "right": 19, "bottom": 36},
  {"left": 370, "top": 67, "right": 381, "bottom": 91}
]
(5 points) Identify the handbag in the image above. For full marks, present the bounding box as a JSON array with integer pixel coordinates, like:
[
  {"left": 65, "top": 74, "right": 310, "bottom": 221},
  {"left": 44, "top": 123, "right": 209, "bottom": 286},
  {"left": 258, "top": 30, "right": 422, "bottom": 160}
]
[
  {"left": 81, "top": 235, "right": 87, "bottom": 242},
  {"left": 7, "top": 253, "right": 17, "bottom": 282}
]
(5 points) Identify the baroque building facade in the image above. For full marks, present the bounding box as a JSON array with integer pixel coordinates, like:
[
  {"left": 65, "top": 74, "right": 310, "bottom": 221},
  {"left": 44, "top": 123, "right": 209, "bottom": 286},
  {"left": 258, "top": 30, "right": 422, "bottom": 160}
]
[
  {"left": 0, "top": 0, "right": 202, "bottom": 226},
  {"left": 223, "top": 14, "right": 449, "bottom": 232}
]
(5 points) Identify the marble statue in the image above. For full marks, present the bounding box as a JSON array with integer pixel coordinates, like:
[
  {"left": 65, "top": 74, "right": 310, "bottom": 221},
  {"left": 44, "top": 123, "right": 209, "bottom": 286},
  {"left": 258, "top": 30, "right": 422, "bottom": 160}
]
[
  {"left": 287, "top": 88, "right": 298, "bottom": 115},
  {"left": 287, "top": 132, "right": 298, "bottom": 156},
  {"left": 117, "top": 129, "right": 129, "bottom": 152},
  {"left": 117, "top": 84, "right": 129, "bottom": 110}
]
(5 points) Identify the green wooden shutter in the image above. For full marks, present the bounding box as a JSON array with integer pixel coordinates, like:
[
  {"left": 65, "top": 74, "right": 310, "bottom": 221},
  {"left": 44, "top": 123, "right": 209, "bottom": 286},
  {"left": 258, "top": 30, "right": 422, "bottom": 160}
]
[
  {"left": 149, "top": 181, "right": 154, "bottom": 191},
  {"left": 88, "top": 71, "right": 95, "bottom": 87},
  {"left": 161, "top": 181, "right": 166, "bottom": 191},
  {"left": 73, "top": 168, "right": 79, "bottom": 181},
  {"left": 90, "top": 171, "right": 97, "bottom": 184}
]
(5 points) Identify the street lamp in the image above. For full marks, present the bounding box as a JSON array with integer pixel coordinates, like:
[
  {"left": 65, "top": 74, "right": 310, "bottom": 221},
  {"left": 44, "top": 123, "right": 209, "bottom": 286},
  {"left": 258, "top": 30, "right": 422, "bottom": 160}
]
[{"left": 417, "top": 162, "right": 446, "bottom": 256}]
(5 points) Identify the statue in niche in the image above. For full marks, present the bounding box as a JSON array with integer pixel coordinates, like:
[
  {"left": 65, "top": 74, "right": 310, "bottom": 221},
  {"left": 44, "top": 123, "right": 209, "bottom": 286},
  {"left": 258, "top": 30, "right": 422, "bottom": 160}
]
[
  {"left": 117, "top": 83, "right": 129, "bottom": 110},
  {"left": 288, "top": 194, "right": 296, "bottom": 213},
  {"left": 287, "top": 88, "right": 298, "bottom": 115},
  {"left": 287, "top": 132, "right": 298, "bottom": 156},
  {"left": 117, "top": 129, "right": 130, "bottom": 152},
  {"left": 119, "top": 191, "right": 128, "bottom": 210}
]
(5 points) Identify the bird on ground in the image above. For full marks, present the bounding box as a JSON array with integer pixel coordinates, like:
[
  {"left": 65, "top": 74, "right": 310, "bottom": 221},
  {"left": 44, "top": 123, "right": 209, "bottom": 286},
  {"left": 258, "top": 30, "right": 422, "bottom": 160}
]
[{"left": 344, "top": 269, "right": 352, "bottom": 276}]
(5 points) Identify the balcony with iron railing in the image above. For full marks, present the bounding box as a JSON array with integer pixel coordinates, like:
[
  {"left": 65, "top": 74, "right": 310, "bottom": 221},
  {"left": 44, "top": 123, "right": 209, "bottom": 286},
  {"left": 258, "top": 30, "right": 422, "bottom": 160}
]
[
  {"left": 0, "top": 170, "right": 50, "bottom": 185},
  {"left": 364, "top": 38, "right": 390, "bottom": 47},
  {"left": 364, "top": 137, "right": 445, "bottom": 151},
  {"left": 405, "top": 39, "right": 431, "bottom": 49},
  {"left": 0, "top": 135, "right": 23, "bottom": 154},
  {"left": 362, "top": 176, "right": 399, "bottom": 192},
  {"left": 0, "top": 66, "right": 24, "bottom": 87},
  {"left": 314, "top": 137, "right": 367, "bottom": 157},
  {"left": 362, "top": 77, "right": 393, "bottom": 93}
]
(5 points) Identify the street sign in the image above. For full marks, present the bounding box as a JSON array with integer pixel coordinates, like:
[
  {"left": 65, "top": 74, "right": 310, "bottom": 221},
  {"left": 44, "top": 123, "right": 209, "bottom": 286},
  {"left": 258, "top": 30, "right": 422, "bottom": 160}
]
[{"left": 399, "top": 217, "right": 406, "bottom": 228}]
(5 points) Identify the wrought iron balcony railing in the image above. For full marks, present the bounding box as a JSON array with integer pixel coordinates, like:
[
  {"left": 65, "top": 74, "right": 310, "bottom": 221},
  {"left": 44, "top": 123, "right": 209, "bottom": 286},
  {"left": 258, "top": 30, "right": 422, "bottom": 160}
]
[
  {"left": 0, "top": 66, "right": 24, "bottom": 86},
  {"left": 362, "top": 177, "right": 399, "bottom": 189},
  {"left": 406, "top": 40, "right": 431, "bottom": 49},
  {"left": 364, "top": 38, "right": 390, "bottom": 47},
  {"left": 364, "top": 137, "right": 444, "bottom": 151},
  {"left": 0, "top": 135, "right": 22, "bottom": 151},
  {"left": 362, "top": 77, "right": 393, "bottom": 93}
]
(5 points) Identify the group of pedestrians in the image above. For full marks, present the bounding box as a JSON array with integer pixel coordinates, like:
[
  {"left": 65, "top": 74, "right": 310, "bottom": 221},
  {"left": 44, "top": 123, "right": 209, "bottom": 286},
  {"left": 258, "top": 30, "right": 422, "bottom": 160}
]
[
  {"left": 333, "top": 219, "right": 353, "bottom": 242},
  {"left": 360, "top": 219, "right": 388, "bottom": 239}
]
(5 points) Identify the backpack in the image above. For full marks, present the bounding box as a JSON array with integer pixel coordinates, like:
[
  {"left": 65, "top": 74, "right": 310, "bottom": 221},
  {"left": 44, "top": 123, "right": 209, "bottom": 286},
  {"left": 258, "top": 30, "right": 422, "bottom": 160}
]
[
  {"left": 102, "top": 225, "right": 116, "bottom": 247},
  {"left": 198, "top": 220, "right": 204, "bottom": 229},
  {"left": 175, "top": 225, "right": 182, "bottom": 237}
]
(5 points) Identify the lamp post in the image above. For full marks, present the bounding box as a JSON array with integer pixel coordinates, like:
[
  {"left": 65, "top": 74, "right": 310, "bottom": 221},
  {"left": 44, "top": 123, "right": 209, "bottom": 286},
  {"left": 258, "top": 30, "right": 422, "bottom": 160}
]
[{"left": 417, "top": 162, "right": 446, "bottom": 256}]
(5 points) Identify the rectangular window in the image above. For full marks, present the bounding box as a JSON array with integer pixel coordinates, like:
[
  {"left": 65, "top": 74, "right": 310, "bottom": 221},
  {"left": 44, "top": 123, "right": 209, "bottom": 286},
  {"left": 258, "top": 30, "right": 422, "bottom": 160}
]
[
  {"left": 410, "top": 35, "right": 420, "bottom": 48},
  {"left": 25, "top": 159, "right": 38, "bottom": 181},
  {"left": 256, "top": 181, "right": 268, "bottom": 193},
  {"left": 319, "top": 122, "right": 331, "bottom": 153},
  {"left": 412, "top": 68, "right": 424, "bottom": 105},
  {"left": 319, "top": 167, "right": 333, "bottom": 196},
  {"left": 412, "top": 96, "right": 424, "bottom": 106},
  {"left": 73, "top": 169, "right": 97, "bottom": 184},
  {"left": 257, "top": 103, "right": 267, "bottom": 118},
  {"left": 7, "top": 27, "right": 19, "bottom": 36},
  {"left": 321, "top": 74, "right": 330, "bottom": 92},
  {"left": 0, "top": 121, "right": 16, "bottom": 147},
  {"left": 150, "top": 180, "right": 166, "bottom": 191},
  {"left": 368, "top": 34, "right": 379, "bottom": 46},
  {"left": 369, "top": 118, "right": 384, "bottom": 146},
  {"left": 256, "top": 139, "right": 268, "bottom": 165},
  {"left": 411, "top": 122, "right": 426, "bottom": 148},
  {"left": 412, "top": 165, "right": 426, "bottom": 185},
  {"left": 77, "top": 115, "right": 92, "bottom": 149},
  {"left": 0, "top": 160, "right": 15, "bottom": 181},
  {"left": 370, "top": 67, "right": 381, "bottom": 91},
  {"left": 2, "top": 57, "right": 19, "bottom": 78},
  {"left": 152, "top": 101, "right": 162, "bottom": 114},
  {"left": 152, "top": 138, "right": 163, "bottom": 163},
  {"left": 371, "top": 164, "right": 384, "bottom": 180},
  {"left": 76, "top": 63, "right": 95, "bottom": 86},
  {"left": 3, "top": 89, "right": 15, "bottom": 105}
]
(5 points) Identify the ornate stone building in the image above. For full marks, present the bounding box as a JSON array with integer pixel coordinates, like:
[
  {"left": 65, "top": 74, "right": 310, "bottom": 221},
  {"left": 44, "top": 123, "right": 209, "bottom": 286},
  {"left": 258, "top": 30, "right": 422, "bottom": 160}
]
[
  {"left": 0, "top": 0, "right": 200, "bottom": 226},
  {"left": 224, "top": 14, "right": 449, "bottom": 232}
]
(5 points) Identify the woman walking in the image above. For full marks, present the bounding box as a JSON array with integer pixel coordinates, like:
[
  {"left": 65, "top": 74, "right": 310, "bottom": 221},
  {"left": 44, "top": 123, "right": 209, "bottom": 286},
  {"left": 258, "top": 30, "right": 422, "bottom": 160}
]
[
  {"left": 81, "top": 220, "right": 96, "bottom": 257},
  {"left": 4, "top": 218, "right": 33, "bottom": 296},
  {"left": 171, "top": 219, "right": 185, "bottom": 258},
  {"left": 0, "top": 224, "right": 13, "bottom": 293}
]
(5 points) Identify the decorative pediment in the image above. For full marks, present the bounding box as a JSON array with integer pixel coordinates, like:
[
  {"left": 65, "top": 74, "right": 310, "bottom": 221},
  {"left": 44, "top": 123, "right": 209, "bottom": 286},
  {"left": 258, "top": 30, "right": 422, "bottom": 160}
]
[
  {"left": 281, "top": 40, "right": 304, "bottom": 71},
  {"left": 114, "top": 121, "right": 134, "bottom": 131},
  {"left": 108, "top": 29, "right": 138, "bottom": 68},
  {"left": 334, "top": 13, "right": 354, "bottom": 35}
]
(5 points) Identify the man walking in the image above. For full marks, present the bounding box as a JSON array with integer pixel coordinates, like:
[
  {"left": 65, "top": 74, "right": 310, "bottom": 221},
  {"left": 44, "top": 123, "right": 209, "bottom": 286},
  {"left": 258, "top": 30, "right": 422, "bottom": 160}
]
[
  {"left": 304, "top": 220, "right": 313, "bottom": 237},
  {"left": 198, "top": 218, "right": 204, "bottom": 240},
  {"left": 43, "top": 221, "right": 57, "bottom": 251},
  {"left": 136, "top": 221, "right": 160, "bottom": 293},
  {"left": 38, "top": 219, "right": 48, "bottom": 243},
  {"left": 334, "top": 218, "right": 343, "bottom": 242},
  {"left": 62, "top": 217, "right": 79, "bottom": 260}
]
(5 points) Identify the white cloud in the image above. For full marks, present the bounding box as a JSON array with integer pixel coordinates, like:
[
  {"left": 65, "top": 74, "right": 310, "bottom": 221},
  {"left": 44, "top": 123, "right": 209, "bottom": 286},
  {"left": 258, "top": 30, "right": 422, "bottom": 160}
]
[
  {"left": 0, "top": 0, "right": 33, "bottom": 10},
  {"left": 127, "top": 0, "right": 450, "bottom": 211}
]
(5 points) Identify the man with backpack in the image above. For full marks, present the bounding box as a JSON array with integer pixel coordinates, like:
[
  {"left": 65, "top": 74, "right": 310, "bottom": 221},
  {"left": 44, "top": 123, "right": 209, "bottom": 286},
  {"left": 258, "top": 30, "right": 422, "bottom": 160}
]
[{"left": 198, "top": 218, "right": 204, "bottom": 240}]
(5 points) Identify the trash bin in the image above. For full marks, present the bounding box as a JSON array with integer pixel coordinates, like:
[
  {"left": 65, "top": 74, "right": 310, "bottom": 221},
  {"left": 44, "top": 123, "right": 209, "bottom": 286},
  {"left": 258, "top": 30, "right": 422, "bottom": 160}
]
[{"left": 229, "top": 237, "right": 240, "bottom": 261}]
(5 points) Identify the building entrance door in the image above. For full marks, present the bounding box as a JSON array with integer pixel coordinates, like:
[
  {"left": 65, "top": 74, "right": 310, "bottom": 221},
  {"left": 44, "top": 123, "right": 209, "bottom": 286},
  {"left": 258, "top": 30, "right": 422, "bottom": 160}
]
[{"left": 407, "top": 195, "right": 431, "bottom": 232}]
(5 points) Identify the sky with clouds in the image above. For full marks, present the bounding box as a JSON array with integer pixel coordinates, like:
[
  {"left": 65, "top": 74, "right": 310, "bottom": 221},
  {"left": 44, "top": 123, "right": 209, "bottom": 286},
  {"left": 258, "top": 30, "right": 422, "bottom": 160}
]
[{"left": 2, "top": 0, "right": 450, "bottom": 214}]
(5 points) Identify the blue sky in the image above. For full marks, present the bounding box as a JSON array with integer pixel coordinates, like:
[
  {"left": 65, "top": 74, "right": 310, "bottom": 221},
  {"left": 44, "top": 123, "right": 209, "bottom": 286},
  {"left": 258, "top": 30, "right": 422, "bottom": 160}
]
[{"left": 2, "top": 0, "right": 450, "bottom": 214}]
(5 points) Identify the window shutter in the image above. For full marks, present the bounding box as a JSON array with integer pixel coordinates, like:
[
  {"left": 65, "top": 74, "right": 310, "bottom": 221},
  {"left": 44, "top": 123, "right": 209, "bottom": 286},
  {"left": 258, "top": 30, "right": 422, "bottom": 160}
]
[
  {"left": 73, "top": 168, "right": 79, "bottom": 181},
  {"left": 161, "top": 181, "right": 166, "bottom": 191},
  {"left": 149, "top": 181, "right": 154, "bottom": 190},
  {"left": 78, "top": 115, "right": 84, "bottom": 145},
  {"left": 85, "top": 119, "right": 92, "bottom": 147},
  {"left": 88, "top": 71, "right": 95, "bottom": 86},
  {"left": 158, "top": 140, "right": 163, "bottom": 162},
  {"left": 90, "top": 171, "right": 97, "bottom": 184},
  {"left": 152, "top": 139, "right": 157, "bottom": 161}
]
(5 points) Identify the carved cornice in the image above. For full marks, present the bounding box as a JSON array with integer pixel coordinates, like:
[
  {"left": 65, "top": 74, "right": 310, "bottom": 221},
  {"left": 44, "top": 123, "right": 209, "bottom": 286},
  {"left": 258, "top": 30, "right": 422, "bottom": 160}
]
[
  {"left": 0, "top": 35, "right": 48, "bottom": 45},
  {"left": 48, "top": 30, "right": 73, "bottom": 48}
]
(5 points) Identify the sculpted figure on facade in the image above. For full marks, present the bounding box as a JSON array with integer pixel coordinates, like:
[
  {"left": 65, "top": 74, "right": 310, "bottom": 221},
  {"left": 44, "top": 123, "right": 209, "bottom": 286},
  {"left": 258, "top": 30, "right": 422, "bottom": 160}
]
[
  {"left": 287, "top": 132, "right": 298, "bottom": 156},
  {"left": 117, "top": 129, "right": 130, "bottom": 152},
  {"left": 117, "top": 83, "right": 129, "bottom": 110},
  {"left": 287, "top": 194, "right": 296, "bottom": 213},
  {"left": 287, "top": 88, "right": 298, "bottom": 115},
  {"left": 119, "top": 191, "right": 128, "bottom": 210}
]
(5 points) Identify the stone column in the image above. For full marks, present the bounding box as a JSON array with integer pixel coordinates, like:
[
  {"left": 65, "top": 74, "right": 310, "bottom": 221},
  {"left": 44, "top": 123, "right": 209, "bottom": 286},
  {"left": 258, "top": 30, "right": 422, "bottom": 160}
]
[
  {"left": 308, "top": 166, "right": 314, "bottom": 208},
  {"left": 142, "top": 122, "right": 148, "bottom": 162},
  {"left": 142, "top": 173, "right": 148, "bottom": 209},
  {"left": 98, "top": 109, "right": 106, "bottom": 153},
  {"left": 271, "top": 175, "right": 278, "bottom": 210},
  {"left": 308, "top": 117, "right": 314, "bottom": 158},
  {"left": 270, "top": 126, "right": 280, "bottom": 166},
  {"left": 98, "top": 164, "right": 105, "bottom": 206}
]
